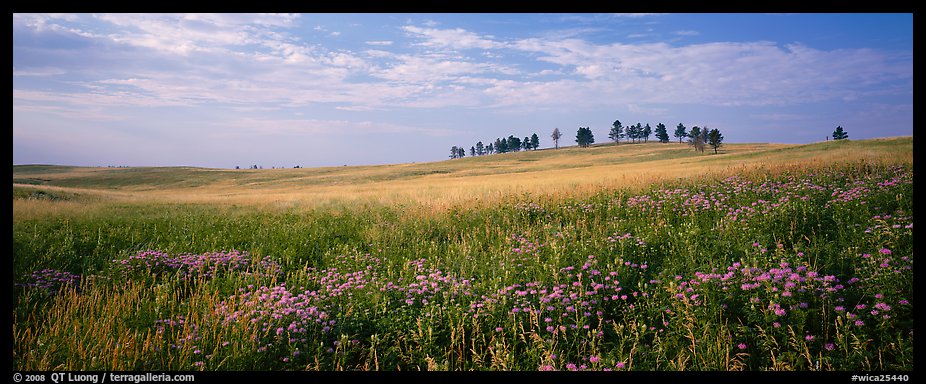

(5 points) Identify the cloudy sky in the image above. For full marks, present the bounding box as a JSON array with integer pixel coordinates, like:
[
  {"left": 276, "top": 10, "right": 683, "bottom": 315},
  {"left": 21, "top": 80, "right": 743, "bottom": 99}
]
[{"left": 13, "top": 13, "right": 912, "bottom": 168}]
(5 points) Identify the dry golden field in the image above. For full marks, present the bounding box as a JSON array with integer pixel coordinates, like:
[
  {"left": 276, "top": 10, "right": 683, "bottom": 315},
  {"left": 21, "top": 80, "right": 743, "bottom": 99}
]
[{"left": 13, "top": 137, "right": 912, "bottom": 215}]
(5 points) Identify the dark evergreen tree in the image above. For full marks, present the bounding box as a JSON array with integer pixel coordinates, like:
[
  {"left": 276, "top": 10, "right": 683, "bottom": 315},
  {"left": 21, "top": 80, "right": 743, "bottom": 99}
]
[
  {"left": 832, "top": 126, "right": 849, "bottom": 140},
  {"left": 674, "top": 123, "right": 688, "bottom": 143},
  {"left": 508, "top": 135, "right": 522, "bottom": 152},
  {"left": 530, "top": 133, "right": 540, "bottom": 150},
  {"left": 576, "top": 127, "right": 595, "bottom": 147},
  {"left": 708, "top": 128, "right": 724, "bottom": 154},
  {"left": 609, "top": 120, "right": 624, "bottom": 143},
  {"left": 655, "top": 123, "right": 669, "bottom": 143}
]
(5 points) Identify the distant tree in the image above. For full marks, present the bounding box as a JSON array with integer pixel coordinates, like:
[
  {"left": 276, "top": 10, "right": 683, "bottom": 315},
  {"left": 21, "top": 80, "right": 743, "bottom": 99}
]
[
  {"left": 523, "top": 136, "right": 531, "bottom": 151},
  {"left": 235, "top": 166, "right": 240, "bottom": 169},
  {"left": 625, "top": 124, "right": 637, "bottom": 143},
  {"left": 688, "top": 126, "right": 704, "bottom": 152},
  {"left": 576, "top": 127, "right": 595, "bottom": 148},
  {"left": 674, "top": 123, "right": 688, "bottom": 143},
  {"left": 654, "top": 123, "right": 669, "bottom": 143},
  {"left": 496, "top": 138, "right": 508, "bottom": 153},
  {"left": 530, "top": 133, "right": 540, "bottom": 150},
  {"left": 486, "top": 143, "right": 494, "bottom": 154},
  {"left": 708, "top": 128, "right": 724, "bottom": 154},
  {"left": 450, "top": 146, "right": 459, "bottom": 159},
  {"left": 628, "top": 123, "right": 644, "bottom": 143},
  {"left": 551, "top": 128, "right": 562, "bottom": 149},
  {"left": 458, "top": 147, "right": 466, "bottom": 158},
  {"left": 832, "top": 126, "right": 849, "bottom": 140},
  {"left": 642, "top": 123, "right": 652, "bottom": 143},
  {"left": 475, "top": 141, "right": 485, "bottom": 156},
  {"left": 470, "top": 146, "right": 476, "bottom": 157},
  {"left": 508, "top": 135, "right": 522, "bottom": 152},
  {"left": 609, "top": 120, "right": 624, "bottom": 143}
]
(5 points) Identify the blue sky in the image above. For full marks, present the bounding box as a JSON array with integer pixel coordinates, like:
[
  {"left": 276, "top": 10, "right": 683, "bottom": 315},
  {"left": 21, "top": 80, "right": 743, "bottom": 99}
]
[{"left": 13, "top": 13, "right": 912, "bottom": 168}]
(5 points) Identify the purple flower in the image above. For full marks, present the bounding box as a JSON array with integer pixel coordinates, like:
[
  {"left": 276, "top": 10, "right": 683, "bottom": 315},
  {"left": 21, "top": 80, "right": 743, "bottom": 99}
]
[{"left": 737, "top": 343, "right": 747, "bottom": 350}]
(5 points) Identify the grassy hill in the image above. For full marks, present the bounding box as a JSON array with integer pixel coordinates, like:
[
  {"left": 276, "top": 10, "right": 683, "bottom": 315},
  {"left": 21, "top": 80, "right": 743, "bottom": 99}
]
[
  {"left": 13, "top": 137, "right": 912, "bottom": 211},
  {"left": 12, "top": 136, "right": 914, "bottom": 371}
]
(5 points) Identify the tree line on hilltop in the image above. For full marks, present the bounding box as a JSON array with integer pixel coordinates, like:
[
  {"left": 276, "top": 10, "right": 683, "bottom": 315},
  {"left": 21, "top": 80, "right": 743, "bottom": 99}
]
[{"left": 450, "top": 120, "right": 729, "bottom": 159}]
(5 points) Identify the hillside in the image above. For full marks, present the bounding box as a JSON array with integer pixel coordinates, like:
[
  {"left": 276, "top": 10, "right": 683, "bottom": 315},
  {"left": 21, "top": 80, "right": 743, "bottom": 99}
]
[{"left": 12, "top": 137, "right": 913, "bottom": 210}]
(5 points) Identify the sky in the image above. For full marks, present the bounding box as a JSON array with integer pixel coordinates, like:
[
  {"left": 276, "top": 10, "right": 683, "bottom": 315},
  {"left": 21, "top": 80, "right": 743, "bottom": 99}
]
[{"left": 13, "top": 13, "right": 913, "bottom": 169}]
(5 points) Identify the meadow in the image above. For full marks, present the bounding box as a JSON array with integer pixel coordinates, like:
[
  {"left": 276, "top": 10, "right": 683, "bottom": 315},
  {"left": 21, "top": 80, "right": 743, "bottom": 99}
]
[{"left": 12, "top": 137, "right": 914, "bottom": 371}]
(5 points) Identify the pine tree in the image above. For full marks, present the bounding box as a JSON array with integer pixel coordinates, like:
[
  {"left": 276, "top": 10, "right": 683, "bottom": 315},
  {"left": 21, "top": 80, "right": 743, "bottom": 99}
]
[
  {"left": 576, "top": 127, "right": 595, "bottom": 147},
  {"left": 832, "top": 126, "right": 849, "bottom": 140},
  {"left": 674, "top": 123, "right": 688, "bottom": 143},
  {"left": 609, "top": 120, "right": 624, "bottom": 143},
  {"left": 708, "top": 128, "right": 724, "bottom": 154},
  {"left": 654, "top": 123, "right": 670, "bottom": 143}
]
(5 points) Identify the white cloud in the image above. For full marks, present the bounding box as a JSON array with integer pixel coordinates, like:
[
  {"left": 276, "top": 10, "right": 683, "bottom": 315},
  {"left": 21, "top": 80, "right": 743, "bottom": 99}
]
[
  {"left": 365, "top": 40, "right": 393, "bottom": 46},
  {"left": 402, "top": 25, "right": 505, "bottom": 50}
]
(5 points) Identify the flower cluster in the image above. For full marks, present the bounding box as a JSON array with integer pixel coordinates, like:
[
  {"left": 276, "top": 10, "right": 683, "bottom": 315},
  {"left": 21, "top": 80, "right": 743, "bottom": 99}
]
[
  {"left": 114, "top": 250, "right": 281, "bottom": 281},
  {"left": 17, "top": 268, "right": 82, "bottom": 294}
]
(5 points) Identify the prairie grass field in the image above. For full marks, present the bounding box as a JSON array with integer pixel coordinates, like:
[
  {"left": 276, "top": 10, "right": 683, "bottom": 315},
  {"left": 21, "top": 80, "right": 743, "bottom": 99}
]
[{"left": 12, "top": 137, "right": 914, "bottom": 371}]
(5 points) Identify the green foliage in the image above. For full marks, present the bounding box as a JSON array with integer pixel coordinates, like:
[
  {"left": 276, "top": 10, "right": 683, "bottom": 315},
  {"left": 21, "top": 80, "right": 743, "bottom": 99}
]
[
  {"left": 833, "top": 126, "right": 849, "bottom": 140},
  {"left": 708, "top": 128, "right": 724, "bottom": 153},
  {"left": 575, "top": 127, "right": 595, "bottom": 148},
  {"left": 655, "top": 123, "right": 670, "bottom": 143}
]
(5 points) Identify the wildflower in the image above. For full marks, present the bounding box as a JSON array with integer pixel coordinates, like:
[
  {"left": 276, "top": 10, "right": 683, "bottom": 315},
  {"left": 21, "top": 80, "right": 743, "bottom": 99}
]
[
  {"left": 738, "top": 343, "right": 747, "bottom": 350},
  {"left": 825, "top": 343, "right": 835, "bottom": 351}
]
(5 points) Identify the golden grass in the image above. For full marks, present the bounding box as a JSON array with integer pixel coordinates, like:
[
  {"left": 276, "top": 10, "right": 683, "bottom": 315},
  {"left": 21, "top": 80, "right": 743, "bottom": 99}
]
[{"left": 12, "top": 138, "right": 913, "bottom": 214}]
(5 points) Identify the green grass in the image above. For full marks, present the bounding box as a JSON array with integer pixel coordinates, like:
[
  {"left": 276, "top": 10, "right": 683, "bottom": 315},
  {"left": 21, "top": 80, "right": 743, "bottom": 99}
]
[{"left": 12, "top": 138, "right": 914, "bottom": 371}]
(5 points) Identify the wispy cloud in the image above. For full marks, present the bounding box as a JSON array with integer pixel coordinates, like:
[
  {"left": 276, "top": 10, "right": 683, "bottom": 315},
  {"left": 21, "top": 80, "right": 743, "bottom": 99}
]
[{"left": 402, "top": 25, "right": 505, "bottom": 50}]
